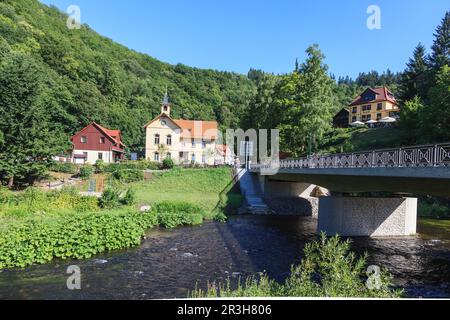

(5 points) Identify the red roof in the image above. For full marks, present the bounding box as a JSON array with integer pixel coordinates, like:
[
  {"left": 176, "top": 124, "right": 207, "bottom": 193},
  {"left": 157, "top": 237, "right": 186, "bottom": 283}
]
[
  {"left": 173, "top": 119, "right": 218, "bottom": 140},
  {"left": 349, "top": 87, "right": 398, "bottom": 107},
  {"left": 144, "top": 114, "right": 219, "bottom": 140},
  {"left": 71, "top": 122, "right": 125, "bottom": 149}
]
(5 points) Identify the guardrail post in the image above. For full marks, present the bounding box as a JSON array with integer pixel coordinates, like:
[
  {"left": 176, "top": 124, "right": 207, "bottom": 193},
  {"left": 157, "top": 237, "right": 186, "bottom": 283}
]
[
  {"left": 434, "top": 145, "right": 438, "bottom": 166},
  {"left": 398, "top": 148, "right": 402, "bottom": 167}
]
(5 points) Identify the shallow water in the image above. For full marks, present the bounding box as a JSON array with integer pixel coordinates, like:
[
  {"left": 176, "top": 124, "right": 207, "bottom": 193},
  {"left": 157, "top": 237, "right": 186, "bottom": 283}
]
[{"left": 0, "top": 216, "right": 449, "bottom": 299}]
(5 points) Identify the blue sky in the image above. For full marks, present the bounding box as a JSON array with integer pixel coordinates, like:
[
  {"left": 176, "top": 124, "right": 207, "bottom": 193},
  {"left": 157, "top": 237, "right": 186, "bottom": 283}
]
[{"left": 40, "top": 0, "right": 449, "bottom": 78}]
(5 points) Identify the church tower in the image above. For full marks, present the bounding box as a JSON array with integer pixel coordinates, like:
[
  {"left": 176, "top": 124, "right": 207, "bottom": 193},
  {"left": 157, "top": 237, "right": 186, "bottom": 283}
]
[{"left": 161, "top": 90, "right": 171, "bottom": 117}]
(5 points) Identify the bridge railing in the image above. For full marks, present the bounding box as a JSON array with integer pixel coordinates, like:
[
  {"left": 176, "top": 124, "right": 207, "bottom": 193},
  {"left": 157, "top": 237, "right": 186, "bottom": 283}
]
[{"left": 251, "top": 143, "right": 450, "bottom": 171}]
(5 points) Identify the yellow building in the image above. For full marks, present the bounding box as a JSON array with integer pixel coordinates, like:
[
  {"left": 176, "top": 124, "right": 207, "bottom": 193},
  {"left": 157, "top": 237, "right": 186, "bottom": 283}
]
[
  {"left": 348, "top": 87, "right": 400, "bottom": 125},
  {"left": 144, "top": 93, "right": 220, "bottom": 165}
]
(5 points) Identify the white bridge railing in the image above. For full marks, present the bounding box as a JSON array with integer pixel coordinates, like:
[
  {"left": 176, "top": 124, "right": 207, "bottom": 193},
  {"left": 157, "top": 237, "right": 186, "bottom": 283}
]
[{"left": 251, "top": 143, "right": 450, "bottom": 171}]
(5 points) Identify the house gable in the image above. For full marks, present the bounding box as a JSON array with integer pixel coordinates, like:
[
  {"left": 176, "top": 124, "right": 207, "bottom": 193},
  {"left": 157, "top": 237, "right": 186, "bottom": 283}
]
[{"left": 71, "top": 123, "right": 124, "bottom": 152}]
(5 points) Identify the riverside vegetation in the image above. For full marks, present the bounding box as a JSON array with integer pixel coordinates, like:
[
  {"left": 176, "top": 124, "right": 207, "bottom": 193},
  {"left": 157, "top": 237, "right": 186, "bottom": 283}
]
[
  {"left": 0, "top": 167, "right": 237, "bottom": 270},
  {"left": 190, "top": 234, "right": 403, "bottom": 298}
]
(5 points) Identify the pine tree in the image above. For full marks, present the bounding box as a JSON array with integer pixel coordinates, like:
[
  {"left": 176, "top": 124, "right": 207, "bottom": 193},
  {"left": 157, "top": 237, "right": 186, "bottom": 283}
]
[
  {"left": 428, "top": 11, "right": 450, "bottom": 71},
  {"left": 400, "top": 43, "right": 428, "bottom": 102}
]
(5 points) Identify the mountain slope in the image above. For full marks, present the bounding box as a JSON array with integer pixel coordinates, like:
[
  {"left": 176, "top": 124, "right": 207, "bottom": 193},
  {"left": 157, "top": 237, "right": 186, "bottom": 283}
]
[{"left": 0, "top": 0, "right": 255, "bottom": 150}]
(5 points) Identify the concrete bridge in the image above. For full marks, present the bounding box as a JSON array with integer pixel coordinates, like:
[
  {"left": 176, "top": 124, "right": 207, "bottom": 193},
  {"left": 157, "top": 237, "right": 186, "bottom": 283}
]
[{"left": 245, "top": 143, "right": 450, "bottom": 237}]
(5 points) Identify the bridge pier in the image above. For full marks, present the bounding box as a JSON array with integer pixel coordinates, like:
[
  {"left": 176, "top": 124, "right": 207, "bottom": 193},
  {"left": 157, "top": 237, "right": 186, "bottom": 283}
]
[{"left": 318, "top": 196, "right": 417, "bottom": 237}]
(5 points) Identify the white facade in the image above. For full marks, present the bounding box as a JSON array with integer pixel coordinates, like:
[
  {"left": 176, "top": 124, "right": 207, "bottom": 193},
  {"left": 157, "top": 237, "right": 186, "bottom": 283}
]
[
  {"left": 72, "top": 150, "right": 115, "bottom": 165},
  {"left": 144, "top": 100, "right": 219, "bottom": 166}
]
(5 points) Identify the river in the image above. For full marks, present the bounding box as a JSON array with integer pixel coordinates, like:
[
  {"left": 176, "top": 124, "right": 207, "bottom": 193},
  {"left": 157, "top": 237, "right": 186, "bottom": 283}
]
[{"left": 0, "top": 216, "right": 449, "bottom": 299}]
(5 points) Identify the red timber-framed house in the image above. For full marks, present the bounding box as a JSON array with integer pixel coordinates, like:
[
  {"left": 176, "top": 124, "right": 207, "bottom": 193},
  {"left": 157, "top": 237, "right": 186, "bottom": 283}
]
[{"left": 70, "top": 122, "right": 125, "bottom": 164}]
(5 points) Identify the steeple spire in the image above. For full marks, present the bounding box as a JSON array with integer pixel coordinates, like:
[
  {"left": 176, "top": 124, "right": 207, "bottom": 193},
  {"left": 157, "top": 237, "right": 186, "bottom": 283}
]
[
  {"left": 163, "top": 88, "right": 170, "bottom": 105},
  {"left": 161, "top": 89, "right": 171, "bottom": 116}
]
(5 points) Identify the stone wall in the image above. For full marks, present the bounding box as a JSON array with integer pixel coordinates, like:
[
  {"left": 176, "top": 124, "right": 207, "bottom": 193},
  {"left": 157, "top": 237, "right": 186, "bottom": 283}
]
[{"left": 318, "top": 196, "right": 418, "bottom": 237}]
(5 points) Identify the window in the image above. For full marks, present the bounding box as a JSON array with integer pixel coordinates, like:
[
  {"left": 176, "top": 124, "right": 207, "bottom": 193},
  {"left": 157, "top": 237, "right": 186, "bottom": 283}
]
[
  {"left": 100, "top": 137, "right": 105, "bottom": 144},
  {"left": 191, "top": 153, "right": 196, "bottom": 162},
  {"left": 167, "top": 135, "right": 172, "bottom": 146},
  {"left": 161, "top": 119, "right": 167, "bottom": 126},
  {"left": 163, "top": 106, "right": 168, "bottom": 112},
  {"left": 202, "top": 155, "right": 206, "bottom": 164},
  {"left": 362, "top": 105, "right": 372, "bottom": 112},
  {"left": 191, "top": 138, "right": 195, "bottom": 147},
  {"left": 352, "top": 116, "right": 357, "bottom": 122},
  {"left": 202, "top": 140, "right": 206, "bottom": 149},
  {"left": 98, "top": 153, "right": 103, "bottom": 160},
  {"left": 352, "top": 107, "right": 357, "bottom": 114},
  {"left": 362, "top": 115, "right": 366, "bottom": 121},
  {"left": 377, "top": 113, "right": 382, "bottom": 120},
  {"left": 154, "top": 152, "right": 160, "bottom": 161},
  {"left": 367, "top": 115, "right": 372, "bottom": 121},
  {"left": 377, "top": 103, "right": 383, "bottom": 110},
  {"left": 154, "top": 134, "right": 160, "bottom": 145},
  {"left": 166, "top": 152, "right": 171, "bottom": 159},
  {"left": 81, "top": 136, "right": 87, "bottom": 144}
]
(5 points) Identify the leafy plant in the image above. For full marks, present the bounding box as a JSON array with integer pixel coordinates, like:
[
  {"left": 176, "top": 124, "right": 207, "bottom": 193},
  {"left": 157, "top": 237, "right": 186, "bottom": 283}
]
[
  {"left": 79, "top": 166, "right": 93, "bottom": 180},
  {"left": 162, "top": 158, "right": 175, "bottom": 170},
  {"left": 190, "top": 234, "right": 403, "bottom": 298},
  {"left": 112, "top": 169, "right": 144, "bottom": 183}
]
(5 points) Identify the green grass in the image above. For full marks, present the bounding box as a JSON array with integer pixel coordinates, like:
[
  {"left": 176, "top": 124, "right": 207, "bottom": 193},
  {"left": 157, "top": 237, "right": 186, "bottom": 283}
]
[
  {"left": 420, "top": 219, "right": 450, "bottom": 233},
  {"left": 319, "top": 127, "right": 406, "bottom": 154},
  {"left": 133, "top": 167, "right": 243, "bottom": 217}
]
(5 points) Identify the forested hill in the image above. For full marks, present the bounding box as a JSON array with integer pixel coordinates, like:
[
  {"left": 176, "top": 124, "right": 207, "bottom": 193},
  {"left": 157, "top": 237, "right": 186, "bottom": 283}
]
[{"left": 0, "top": 0, "right": 255, "bottom": 150}]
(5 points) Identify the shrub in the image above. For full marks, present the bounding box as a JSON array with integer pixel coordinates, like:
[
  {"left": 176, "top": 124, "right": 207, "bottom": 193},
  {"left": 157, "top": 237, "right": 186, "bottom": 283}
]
[
  {"left": 79, "top": 166, "right": 93, "bottom": 180},
  {"left": 112, "top": 169, "right": 144, "bottom": 183},
  {"left": 152, "top": 201, "right": 207, "bottom": 228},
  {"left": 0, "top": 209, "right": 160, "bottom": 269},
  {"left": 94, "top": 160, "right": 106, "bottom": 173},
  {"left": 121, "top": 187, "right": 136, "bottom": 206},
  {"left": 190, "top": 234, "right": 403, "bottom": 298},
  {"left": 162, "top": 158, "right": 175, "bottom": 170},
  {"left": 146, "top": 161, "right": 161, "bottom": 170},
  {"left": 50, "top": 162, "right": 78, "bottom": 175},
  {"left": 99, "top": 187, "right": 122, "bottom": 209}
]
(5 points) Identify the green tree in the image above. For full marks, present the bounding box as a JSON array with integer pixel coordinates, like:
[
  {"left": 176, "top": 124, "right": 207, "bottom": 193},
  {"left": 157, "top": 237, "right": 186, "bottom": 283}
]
[
  {"left": 399, "top": 96, "right": 424, "bottom": 144},
  {"left": 418, "top": 65, "right": 450, "bottom": 143},
  {"left": 245, "top": 74, "right": 279, "bottom": 130},
  {"left": 400, "top": 43, "right": 428, "bottom": 102},
  {"left": 428, "top": 11, "right": 450, "bottom": 71},
  {"left": 0, "top": 53, "right": 66, "bottom": 187},
  {"left": 278, "top": 45, "right": 335, "bottom": 156}
]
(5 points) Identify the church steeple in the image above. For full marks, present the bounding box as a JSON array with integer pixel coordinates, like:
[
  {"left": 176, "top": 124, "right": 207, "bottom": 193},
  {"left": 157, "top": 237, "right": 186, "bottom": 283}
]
[{"left": 161, "top": 89, "right": 171, "bottom": 116}]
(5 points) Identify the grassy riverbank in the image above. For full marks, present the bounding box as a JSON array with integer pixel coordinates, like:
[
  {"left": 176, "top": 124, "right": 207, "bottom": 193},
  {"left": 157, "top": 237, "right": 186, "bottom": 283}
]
[
  {"left": 133, "top": 167, "right": 243, "bottom": 217},
  {"left": 191, "top": 234, "right": 403, "bottom": 298},
  {"left": 0, "top": 167, "right": 240, "bottom": 269}
]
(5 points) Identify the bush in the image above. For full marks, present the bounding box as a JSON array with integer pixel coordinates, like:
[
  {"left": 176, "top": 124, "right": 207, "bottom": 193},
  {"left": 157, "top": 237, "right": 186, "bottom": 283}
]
[
  {"left": 112, "top": 169, "right": 144, "bottom": 183},
  {"left": 152, "top": 201, "right": 207, "bottom": 228},
  {"left": 121, "top": 187, "right": 136, "bottom": 206},
  {"left": 190, "top": 234, "right": 403, "bottom": 298},
  {"left": 79, "top": 166, "right": 93, "bottom": 180},
  {"left": 0, "top": 209, "right": 159, "bottom": 269},
  {"left": 99, "top": 187, "right": 122, "bottom": 209},
  {"left": 162, "top": 158, "right": 175, "bottom": 170},
  {"left": 94, "top": 160, "right": 106, "bottom": 173},
  {"left": 50, "top": 162, "right": 78, "bottom": 175}
]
